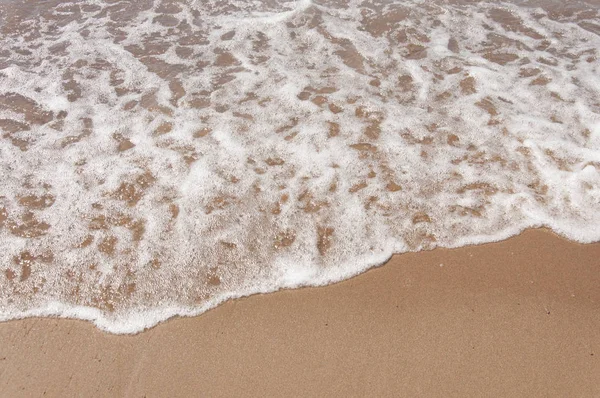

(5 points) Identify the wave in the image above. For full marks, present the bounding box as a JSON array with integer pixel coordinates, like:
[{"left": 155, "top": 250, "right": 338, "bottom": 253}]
[{"left": 0, "top": 0, "right": 599, "bottom": 333}]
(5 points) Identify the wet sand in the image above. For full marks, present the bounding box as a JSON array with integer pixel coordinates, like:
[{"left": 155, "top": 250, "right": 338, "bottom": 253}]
[{"left": 1, "top": 228, "right": 599, "bottom": 397}]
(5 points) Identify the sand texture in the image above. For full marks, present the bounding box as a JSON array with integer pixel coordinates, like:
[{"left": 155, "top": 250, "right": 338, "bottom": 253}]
[{"left": 0, "top": 229, "right": 599, "bottom": 397}]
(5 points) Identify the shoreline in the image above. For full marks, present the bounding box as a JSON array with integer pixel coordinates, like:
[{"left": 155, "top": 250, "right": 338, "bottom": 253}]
[{"left": 1, "top": 228, "right": 599, "bottom": 396}]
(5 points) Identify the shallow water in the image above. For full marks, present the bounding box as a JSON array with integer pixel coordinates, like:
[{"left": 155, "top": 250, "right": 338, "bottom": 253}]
[{"left": 1, "top": 0, "right": 599, "bottom": 333}]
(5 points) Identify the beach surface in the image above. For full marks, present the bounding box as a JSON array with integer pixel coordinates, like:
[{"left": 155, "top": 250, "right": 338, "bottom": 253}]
[{"left": 1, "top": 229, "right": 599, "bottom": 397}]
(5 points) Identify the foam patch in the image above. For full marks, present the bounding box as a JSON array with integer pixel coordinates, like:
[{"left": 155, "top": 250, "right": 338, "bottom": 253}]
[{"left": 0, "top": 0, "right": 599, "bottom": 333}]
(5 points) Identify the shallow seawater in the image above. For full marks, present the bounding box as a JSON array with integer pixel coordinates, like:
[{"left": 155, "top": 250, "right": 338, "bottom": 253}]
[{"left": 0, "top": 0, "right": 599, "bottom": 333}]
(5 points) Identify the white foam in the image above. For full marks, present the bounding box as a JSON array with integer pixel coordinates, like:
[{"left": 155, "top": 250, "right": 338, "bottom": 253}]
[{"left": 0, "top": 0, "right": 599, "bottom": 333}]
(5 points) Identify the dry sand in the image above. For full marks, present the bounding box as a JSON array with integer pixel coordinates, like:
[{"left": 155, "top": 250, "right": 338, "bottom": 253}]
[{"left": 0, "top": 229, "right": 599, "bottom": 397}]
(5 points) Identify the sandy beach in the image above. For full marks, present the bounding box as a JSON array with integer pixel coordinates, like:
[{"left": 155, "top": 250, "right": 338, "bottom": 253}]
[
  {"left": 1, "top": 229, "right": 598, "bottom": 397},
  {"left": 1, "top": 0, "right": 600, "bottom": 396}
]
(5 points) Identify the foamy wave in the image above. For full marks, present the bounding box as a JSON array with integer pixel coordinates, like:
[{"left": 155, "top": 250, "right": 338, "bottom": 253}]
[{"left": 0, "top": 0, "right": 599, "bottom": 333}]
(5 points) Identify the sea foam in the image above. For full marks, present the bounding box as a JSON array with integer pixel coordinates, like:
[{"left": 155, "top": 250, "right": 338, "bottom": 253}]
[{"left": 0, "top": 0, "right": 599, "bottom": 333}]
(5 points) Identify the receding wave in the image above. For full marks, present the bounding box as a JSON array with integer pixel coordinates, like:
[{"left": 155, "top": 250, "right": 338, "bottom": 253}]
[{"left": 0, "top": 0, "right": 599, "bottom": 333}]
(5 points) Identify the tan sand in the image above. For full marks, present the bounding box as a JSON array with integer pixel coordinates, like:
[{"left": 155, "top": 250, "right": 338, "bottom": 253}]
[{"left": 0, "top": 229, "right": 599, "bottom": 397}]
